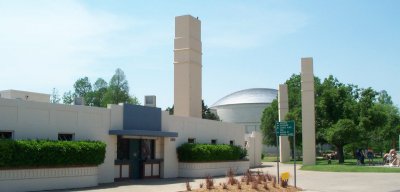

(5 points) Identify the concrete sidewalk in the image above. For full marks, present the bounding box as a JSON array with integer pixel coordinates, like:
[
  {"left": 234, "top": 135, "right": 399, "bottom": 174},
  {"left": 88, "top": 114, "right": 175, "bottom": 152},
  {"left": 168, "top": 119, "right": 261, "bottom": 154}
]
[
  {"left": 260, "top": 162, "right": 400, "bottom": 192},
  {"left": 57, "top": 162, "right": 400, "bottom": 192}
]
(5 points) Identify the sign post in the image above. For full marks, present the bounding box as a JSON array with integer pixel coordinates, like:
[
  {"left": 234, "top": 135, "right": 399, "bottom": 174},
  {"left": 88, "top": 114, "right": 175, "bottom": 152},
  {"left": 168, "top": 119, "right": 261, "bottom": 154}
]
[{"left": 275, "top": 121, "right": 296, "bottom": 188}]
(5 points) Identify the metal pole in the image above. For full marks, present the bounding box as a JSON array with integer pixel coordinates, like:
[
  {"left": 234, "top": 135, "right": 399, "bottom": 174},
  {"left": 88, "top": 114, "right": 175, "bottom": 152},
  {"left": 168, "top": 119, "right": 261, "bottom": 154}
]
[{"left": 293, "top": 122, "right": 296, "bottom": 188}]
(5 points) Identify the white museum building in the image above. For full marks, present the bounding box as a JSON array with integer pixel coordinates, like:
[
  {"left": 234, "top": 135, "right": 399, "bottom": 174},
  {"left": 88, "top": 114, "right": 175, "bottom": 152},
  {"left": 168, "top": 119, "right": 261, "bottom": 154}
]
[{"left": 0, "top": 15, "right": 262, "bottom": 192}]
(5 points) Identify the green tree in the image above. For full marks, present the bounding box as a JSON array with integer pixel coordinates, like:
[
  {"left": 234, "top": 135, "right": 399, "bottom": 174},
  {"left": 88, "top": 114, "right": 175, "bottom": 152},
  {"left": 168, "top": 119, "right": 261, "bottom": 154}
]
[
  {"left": 317, "top": 76, "right": 359, "bottom": 144},
  {"left": 202, "top": 100, "right": 220, "bottom": 120},
  {"left": 73, "top": 77, "right": 92, "bottom": 98},
  {"left": 260, "top": 99, "right": 278, "bottom": 145},
  {"left": 260, "top": 73, "right": 400, "bottom": 162},
  {"left": 50, "top": 88, "right": 61, "bottom": 104},
  {"left": 62, "top": 91, "right": 74, "bottom": 105},
  {"left": 103, "top": 68, "right": 139, "bottom": 105},
  {"left": 325, "top": 119, "right": 360, "bottom": 163},
  {"left": 378, "top": 90, "right": 393, "bottom": 105},
  {"left": 91, "top": 78, "right": 108, "bottom": 107}
]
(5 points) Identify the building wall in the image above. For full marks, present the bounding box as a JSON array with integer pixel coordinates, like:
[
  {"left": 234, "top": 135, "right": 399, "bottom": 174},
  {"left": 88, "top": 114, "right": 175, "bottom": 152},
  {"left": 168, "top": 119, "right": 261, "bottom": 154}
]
[
  {"left": 0, "top": 167, "right": 98, "bottom": 192},
  {"left": 0, "top": 90, "right": 50, "bottom": 103},
  {"left": 0, "top": 98, "right": 117, "bottom": 183},
  {"left": 161, "top": 112, "right": 246, "bottom": 178},
  {"left": 212, "top": 103, "right": 271, "bottom": 161}
]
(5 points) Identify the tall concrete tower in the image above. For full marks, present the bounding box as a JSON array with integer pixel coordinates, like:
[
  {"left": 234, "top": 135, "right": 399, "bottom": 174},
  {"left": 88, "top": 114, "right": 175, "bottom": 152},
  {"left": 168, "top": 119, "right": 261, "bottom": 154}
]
[
  {"left": 278, "top": 84, "right": 291, "bottom": 162},
  {"left": 301, "top": 57, "right": 316, "bottom": 165},
  {"left": 174, "top": 15, "right": 202, "bottom": 118}
]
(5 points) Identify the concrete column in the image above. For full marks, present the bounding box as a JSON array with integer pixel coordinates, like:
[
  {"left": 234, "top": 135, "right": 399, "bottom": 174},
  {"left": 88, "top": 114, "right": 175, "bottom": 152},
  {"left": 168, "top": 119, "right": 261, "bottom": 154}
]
[
  {"left": 278, "top": 84, "right": 291, "bottom": 162},
  {"left": 162, "top": 137, "right": 178, "bottom": 178},
  {"left": 174, "top": 15, "right": 202, "bottom": 118},
  {"left": 301, "top": 57, "right": 316, "bottom": 165}
]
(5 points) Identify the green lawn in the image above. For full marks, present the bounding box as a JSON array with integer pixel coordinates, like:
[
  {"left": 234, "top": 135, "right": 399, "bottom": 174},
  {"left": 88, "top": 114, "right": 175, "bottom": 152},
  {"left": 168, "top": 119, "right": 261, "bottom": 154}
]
[
  {"left": 301, "top": 159, "right": 400, "bottom": 173},
  {"left": 262, "top": 156, "right": 400, "bottom": 173},
  {"left": 262, "top": 156, "right": 278, "bottom": 162}
]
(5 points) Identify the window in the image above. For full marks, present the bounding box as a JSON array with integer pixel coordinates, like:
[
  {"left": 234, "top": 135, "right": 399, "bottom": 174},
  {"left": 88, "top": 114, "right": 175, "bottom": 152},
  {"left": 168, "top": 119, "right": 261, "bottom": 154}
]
[
  {"left": 188, "top": 138, "right": 196, "bottom": 144},
  {"left": 211, "top": 139, "right": 217, "bottom": 145},
  {"left": 230, "top": 140, "right": 235, "bottom": 146},
  {"left": 117, "top": 136, "right": 130, "bottom": 160},
  {"left": 0, "top": 131, "right": 13, "bottom": 139},
  {"left": 58, "top": 133, "right": 74, "bottom": 141}
]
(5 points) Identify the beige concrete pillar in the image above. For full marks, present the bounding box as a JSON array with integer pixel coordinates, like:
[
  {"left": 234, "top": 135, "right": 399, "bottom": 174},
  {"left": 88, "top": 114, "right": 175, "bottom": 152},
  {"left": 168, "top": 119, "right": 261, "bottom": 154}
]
[
  {"left": 174, "top": 15, "right": 202, "bottom": 118},
  {"left": 301, "top": 57, "right": 316, "bottom": 165},
  {"left": 278, "top": 84, "right": 291, "bottom": 162}
]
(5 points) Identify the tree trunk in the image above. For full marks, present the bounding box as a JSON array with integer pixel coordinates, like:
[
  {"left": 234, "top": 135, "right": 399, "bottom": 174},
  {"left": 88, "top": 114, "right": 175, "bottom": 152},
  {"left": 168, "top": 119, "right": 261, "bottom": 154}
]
[
  {"left": 337, "top": 145, "right": 344, "bottom": 164},
  {"left": 392, "top": 139, "right": 396, "bottom": 149}
]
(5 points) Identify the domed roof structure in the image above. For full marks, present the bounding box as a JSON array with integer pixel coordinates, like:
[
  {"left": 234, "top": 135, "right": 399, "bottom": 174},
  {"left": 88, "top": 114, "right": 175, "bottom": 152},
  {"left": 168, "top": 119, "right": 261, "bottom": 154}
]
[{"left": 212, "top": 88, "right": 278, "bottom": 107}]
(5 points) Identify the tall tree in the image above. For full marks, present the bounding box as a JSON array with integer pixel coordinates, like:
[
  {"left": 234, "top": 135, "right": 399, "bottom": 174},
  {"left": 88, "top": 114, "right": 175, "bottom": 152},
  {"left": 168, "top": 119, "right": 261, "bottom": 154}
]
[
  {"left": 325, "top": 119, "right": 360, "bottom": 163},
  {"left": 73, "top": 77, "right": 92, "bottom": 98},
  {"left": 378, "top": 90, "right": 393, "bottom": 105},
  {"left": 50, "top": 88, "right": 61, "bottom": 104},
  {"left": 91, "top": 78, "right": 108, "bottom": 107},
  {"left": 62, "top": 91, "right": 74, "bottom": 105},
  {"left": 103, "top": 68, "right": 139, "bottom": 105},
  {"left": 202, "top": 100, "right": 220, "bottom": 121},
  {"left": 260, "top": 99, "right": 278, "bottom": 145}
]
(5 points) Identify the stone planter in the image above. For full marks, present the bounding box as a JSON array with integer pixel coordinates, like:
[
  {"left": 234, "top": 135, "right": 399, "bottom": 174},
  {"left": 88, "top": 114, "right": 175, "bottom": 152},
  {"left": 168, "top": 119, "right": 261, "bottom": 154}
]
[
  {"left": 178, "top": 160, "right": 249, "bottom": 178},
  {"left": 0, "top": 167, "right": 98, "bottom": 192}
]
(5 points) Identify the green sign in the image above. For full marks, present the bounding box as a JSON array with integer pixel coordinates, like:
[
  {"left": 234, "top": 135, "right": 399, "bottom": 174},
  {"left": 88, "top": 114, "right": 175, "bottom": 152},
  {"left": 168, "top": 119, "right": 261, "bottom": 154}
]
[{"left": 275, "top": 121, "right": 295, "bottom": 136}]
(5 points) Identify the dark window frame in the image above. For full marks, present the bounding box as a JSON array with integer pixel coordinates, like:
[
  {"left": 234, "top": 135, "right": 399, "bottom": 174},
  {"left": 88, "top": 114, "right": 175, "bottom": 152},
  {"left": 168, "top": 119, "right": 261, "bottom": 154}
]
[
  {"left": 188, "top": 138, "right": 196, "bottom": 144},
  {"left": 58, "top": 133, "right": 74, "bottom": 141},
  {"left": 0, "top": 131, "right": 13, "bottom": 139}
]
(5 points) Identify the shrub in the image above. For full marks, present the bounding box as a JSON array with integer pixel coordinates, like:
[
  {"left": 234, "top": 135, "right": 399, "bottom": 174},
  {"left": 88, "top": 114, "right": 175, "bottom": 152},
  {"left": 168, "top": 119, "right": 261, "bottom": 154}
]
[
  {"left": 0, "top": 139, "right": 106, "bottom": 168},
  {"left": 177, "top": 143, "right": 247, "bottom": 162}
]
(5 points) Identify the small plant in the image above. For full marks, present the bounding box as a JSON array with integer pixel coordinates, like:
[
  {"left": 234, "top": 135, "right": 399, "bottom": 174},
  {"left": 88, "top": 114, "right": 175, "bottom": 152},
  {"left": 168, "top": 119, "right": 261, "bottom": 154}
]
[
  {"left": 281, "top": 177, "right": 288, "bottom": 188},
  {"left": 240, "top": 175, "right": 246, "bottom": 182},
  {"left": 263, "top": 182, "right": 269, "bottom": 190},
  {"left": 222, "top": 182, "right": 228, "bottom": 189},
  {"left": 266, "top": 173, "right": 273, "bottom": 181},
  {"left": 272, "top": 176, "right": 277, "bottom": 188},
  {"left": 251, "top": 180, "right": 259, "bottom": 190},
  {"left": 199, "top": 182, "right": 203, "bottom": 188},
  {"left": 227, "top": 168, "right": 236, "bottom": 185},
  {"left": 185, "top": 180, "right": 191, "bottom": 191},
  {"left": 237, "top": 182, "right": 242, "bottom": 190},
  {"left": 205, "top": 175, "right": 214, "bottom": 189},
  {"left": 245, "top": 169, "right": 254, "bottom": 184},
  {"left": 257, "top": 174, "right": 264, "bottom": 184},
  {"left": 234, "top": 178, "right": 239, "bottom": 185}
]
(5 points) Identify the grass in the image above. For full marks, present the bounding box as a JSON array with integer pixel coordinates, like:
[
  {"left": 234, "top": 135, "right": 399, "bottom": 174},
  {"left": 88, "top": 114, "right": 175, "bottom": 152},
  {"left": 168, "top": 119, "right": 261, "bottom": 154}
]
[
  {"left": 262, "top": 156, "right": 400, "bottom": 173},
  {"left": 261, "top": 156, "right": 278, "bottom": 162},
  {"left": 301, "top": 158, "right": 400, "bottom": 173}
]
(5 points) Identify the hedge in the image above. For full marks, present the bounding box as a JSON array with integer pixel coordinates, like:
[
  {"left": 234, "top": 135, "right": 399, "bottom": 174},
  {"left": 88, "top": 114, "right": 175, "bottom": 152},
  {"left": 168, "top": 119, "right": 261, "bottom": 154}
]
[
  {"left": 0, "top": 139, "right": 106, "bottom": 168},
  {"left": 177, "top": 143, "right": 247, "bottom": 162}
]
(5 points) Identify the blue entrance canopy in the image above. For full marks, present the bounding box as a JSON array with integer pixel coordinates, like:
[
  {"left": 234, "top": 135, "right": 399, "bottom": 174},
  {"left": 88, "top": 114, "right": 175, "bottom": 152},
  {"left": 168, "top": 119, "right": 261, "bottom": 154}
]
[{"left": 109, "top": 129, "right": 178, "bottom": 138}]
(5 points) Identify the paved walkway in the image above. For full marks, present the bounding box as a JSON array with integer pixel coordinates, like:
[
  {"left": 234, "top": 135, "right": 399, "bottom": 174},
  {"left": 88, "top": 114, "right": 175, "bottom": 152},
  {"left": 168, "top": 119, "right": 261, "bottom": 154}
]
[{"left": 58, "top": 163, "right": 400, "bottom": 192}]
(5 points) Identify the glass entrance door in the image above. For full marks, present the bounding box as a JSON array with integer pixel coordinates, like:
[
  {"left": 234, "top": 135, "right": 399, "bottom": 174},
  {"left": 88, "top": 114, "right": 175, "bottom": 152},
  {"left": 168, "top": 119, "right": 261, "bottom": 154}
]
[{"left": 129, "top": 139, "right": 141, "bottom": 179}]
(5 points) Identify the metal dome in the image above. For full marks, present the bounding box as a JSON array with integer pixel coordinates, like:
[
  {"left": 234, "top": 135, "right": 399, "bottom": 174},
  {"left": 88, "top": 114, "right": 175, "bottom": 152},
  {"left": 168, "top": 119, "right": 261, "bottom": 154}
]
[{"left": 211, "top": 88, "right": 278, "bottom": 107}]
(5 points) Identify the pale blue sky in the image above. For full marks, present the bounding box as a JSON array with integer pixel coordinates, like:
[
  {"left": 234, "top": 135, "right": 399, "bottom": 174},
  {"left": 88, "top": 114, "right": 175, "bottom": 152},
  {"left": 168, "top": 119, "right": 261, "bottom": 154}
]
[{"left": 0, "top": 1, "right": 399, "bottom": 109}]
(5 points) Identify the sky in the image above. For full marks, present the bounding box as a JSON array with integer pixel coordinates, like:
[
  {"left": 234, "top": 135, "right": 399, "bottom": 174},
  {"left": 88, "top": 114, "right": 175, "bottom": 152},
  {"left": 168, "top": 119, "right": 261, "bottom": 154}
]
[{"left": 0, "top": 0, "right": 399, "bottom": 109}]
